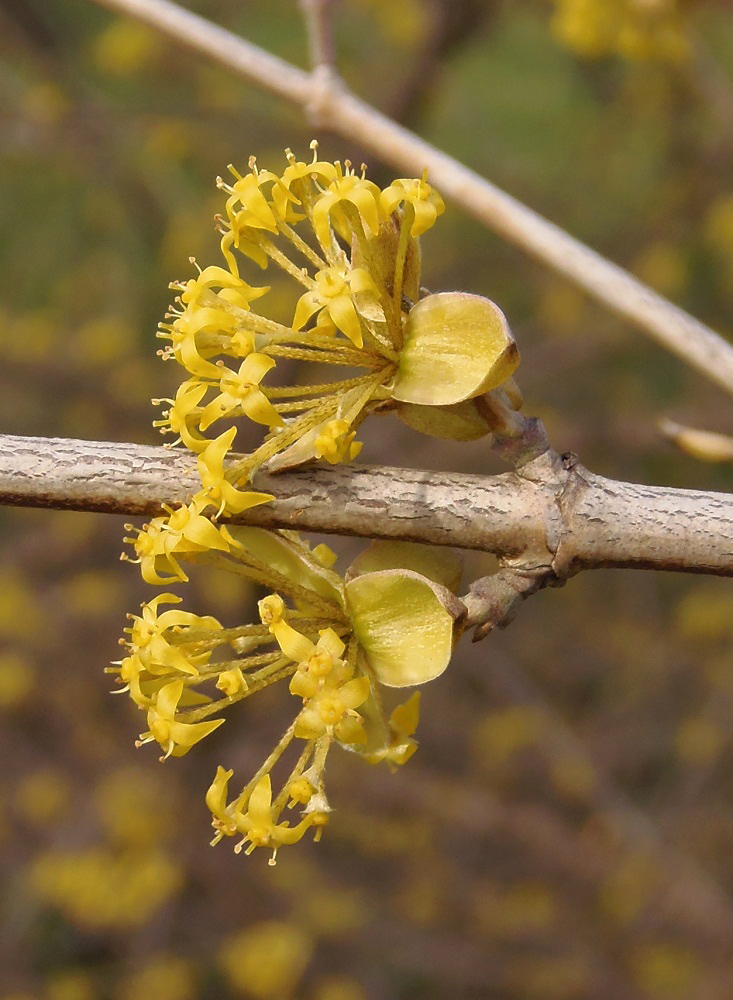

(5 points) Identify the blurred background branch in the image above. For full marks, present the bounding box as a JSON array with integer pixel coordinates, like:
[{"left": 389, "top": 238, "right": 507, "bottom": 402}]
[{"left": 88, "top": 0, "right": 733, "bottom": 397}]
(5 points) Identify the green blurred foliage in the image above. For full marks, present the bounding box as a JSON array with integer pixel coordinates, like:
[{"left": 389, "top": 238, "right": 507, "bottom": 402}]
[{"left": 2, "top": 0, "right": 733, "bottom": 997}]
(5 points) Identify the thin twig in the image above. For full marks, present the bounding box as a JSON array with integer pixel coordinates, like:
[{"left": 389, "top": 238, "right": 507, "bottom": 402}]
[
  {"left": 87, "top": 0, "right": 733, "bottom": 395},
  {"left": 299, "top": 0, "right": 339, "bottom": 125},
  {"left": 659, "top": 418, "right": 733, "bottom": 463},
  {"left": 300, "top": 0, "right": 335, "bottom": 71}
]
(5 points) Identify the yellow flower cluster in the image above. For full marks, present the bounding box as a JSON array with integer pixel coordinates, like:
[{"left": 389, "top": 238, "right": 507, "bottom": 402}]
[
  {"left": 151, "top": 144, "right": 445, "bottom": 512},
  {"left": 551, "top": 0, "right": 690, "bottom": 62},
  {"left": 113, "top": 522, "right": 455, "bottom": 863},
  {"left": 115, "top": 146, "right": 522, "bottom": 861}
]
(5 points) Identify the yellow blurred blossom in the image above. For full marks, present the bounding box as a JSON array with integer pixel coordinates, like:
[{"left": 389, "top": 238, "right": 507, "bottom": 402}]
[
  {"left": 45, "top": 972, "right": 96, "bottom": 1000},
  {"left": 0, "top": 571, "right": 41, "bottom": 639},
  {"left": 631, "top": 942, "right": 702, "bottom": 998},
  {"left": 472, "top": 705, "right": 545, "bottom": 764},
  {"left": 15, "top": 769, "right": 72, "bottom": 827},
  {"left": 21, "top": 82, "right": 69, "bottom": 127},
  {"left": 95, "top": 767, "right": 173, "bottom": 847},
  {"left": 0, "top": 652, "right": 35, "bottom": 708},
  {"left": 675, "top": 716, "right": 724, "bottom": 766},
  {"left": 675, "top": 586, "right": 733, "bottom": 642},
  {"left": 312, "top": 978, "right": 367, "bottom": 1000},
  {"left": 551, "top": 0, "right": 690, "bottom": 62},
  {"left": 116, "top": 956, "right": 195, "bottom": 1000},
  {"left": 599, "top": 852, "right": 660, "bottom": 924},
  {"left": 218, "top": 922, "right": 313, "bottom": 998},
  {"left": 93, "top": 18, "right": 160, "bottom": 75}
]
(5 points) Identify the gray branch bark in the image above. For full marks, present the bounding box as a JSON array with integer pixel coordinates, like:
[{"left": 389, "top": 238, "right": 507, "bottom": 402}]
[{"left": 2, "top": 434, "right": 732, "bottom": 579}]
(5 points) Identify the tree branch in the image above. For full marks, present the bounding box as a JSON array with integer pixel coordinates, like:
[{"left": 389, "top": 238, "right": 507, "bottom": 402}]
[
  {"left": 2, "top": 434, "right": 732, "bottom": 580},
  {"left": 659, "top": 418, "right": 733, "bottom": 463},
  {"left": 87, "top": 0, "right": 733, "bottom": 396},
  {"left": 300, "top": 0, "right": 336, "bottom": 71}
]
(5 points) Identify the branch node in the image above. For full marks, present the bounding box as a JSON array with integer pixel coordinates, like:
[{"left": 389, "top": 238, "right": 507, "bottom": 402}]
[{"left": 306, "top": 63, "right": 344, "bottom": 128}]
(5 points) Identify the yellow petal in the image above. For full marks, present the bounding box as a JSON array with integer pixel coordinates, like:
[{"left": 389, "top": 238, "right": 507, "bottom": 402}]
[
  {"left": 338, "top": 675, "right": 371, "bottom": 710},
  {"left": 390, "top": 692, "right": 421, "bottom": 736},
  {"left": 168, "top": 717, "right": 225, "bottom": 752},
  {"left": 177, "top": 687, "right": 212, "bottom": 706},
  {"left": 346, "top": 570, "right": 461, "bottom": 687},
  {"left": 247, "top": 774, "right": 273, "bottom": 824},
  {"left": 271, "top": 818, "right": 313, "bottom": 846},
  {"left": 335, "top": 714, "right": 367, "bottom": 745},
  {"left": 238, "top": 352, "right": 276, "bottom": 385},
  {"left": 317, "top": 628, "right": 345, "bottom": 659},
  {"left": 410, "top": 198, "right": 438, "bottom": 237},
  {"left": 198, "top": 394, "right": 234, "bottom": 432},
  {"left": 198, "top": 427, "right": 237, "bottom": 480},
  {"left": 311, "top": 195, "right": 338, "bottom": 254},
  {"left": 292, "top": 291, "right": 322, "bottom": 331},
  {"left": 181, "top": 514, "right": 232, "bottom": 552},
  {"left": 348, "top": 184, "right": 381, "bottom": 236},
  {"left": 270, "top": 620, "right": 316, "bottom": 663},
  {"left": 206, "top": 765, "right": 234, "bottom": 821},
  {"left": 294, "top": 706, "right": 324, "bottom": 740},
  {"left": 219, "top": 484, "right": 274, "bottom": 516},
  {"left": 327, "top": 295, "right": 363, "bottom": 347},
  {"left": 155, "top": 679, "right": 183, "bottom": 720},
  {"left": 393, "top": 293, "right": 520, "bottom": 405},
  {"left": 240, "top": 389, "right": 285, "bottom": 428}
]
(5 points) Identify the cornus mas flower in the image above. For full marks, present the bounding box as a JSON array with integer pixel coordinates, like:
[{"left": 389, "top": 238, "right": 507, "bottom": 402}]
[
  {"left": 114, "top": 528, "right": 463, "bottom": 862},
  {"left": 152, "top": 143, "right": 520, "bottom": 504},
  {"left": 115, "top": 145, "right": 527, "bottom": 861}
]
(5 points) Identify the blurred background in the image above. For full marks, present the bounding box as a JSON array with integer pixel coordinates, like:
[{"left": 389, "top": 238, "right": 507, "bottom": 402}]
[{"left": 2, "top": 1, "right": 733, "bottom": 997}]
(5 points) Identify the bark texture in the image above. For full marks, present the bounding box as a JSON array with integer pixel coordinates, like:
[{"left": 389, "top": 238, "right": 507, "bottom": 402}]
[{"left": 2, "top": 434, "right": 732, "bottom": 578}]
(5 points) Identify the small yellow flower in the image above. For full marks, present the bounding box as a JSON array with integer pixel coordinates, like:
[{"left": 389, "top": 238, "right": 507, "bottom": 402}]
[
  {"left": 363, "top": 692, "right": 421, "bottom": 766},
  {"left": 198, "top": 353, "right": 284, "bottom": 431},
  {"left": 312, "top": 162, "right": 382, "bottom": 251},
  {"left": 206, "top": 765, "right": 237, "bottom": 840},
  {"left": 293, "top": 267, "right": 379, "bottom": 348},
  {"left": 294, "top": 675, "right": 371, "bottom": 743},
  {"left": 159, "top": 304, "right": 235, "bottom": 378},
  {"left": 124, "top": 496, "right": 240, "bottom": 583},
  {"left": 222, "top": 162, "right": 281, "bottom": 234},
  {"left": 233, "top": 775, "right": 313, "bottom": 859},
  {"left": 271, "top": 143, "right": 337, "bottom": 222},
  {"left": 138, "top": 679, "right": 225, "bottom": 759},
  {"left": 152, "top": 379, "right": 209, "bottom": 452},
  {"left": 286, "top": 776, "right": 316, "bottom": 806},
  {"left": 196, "top": 428, "right": 274, "bottom": 516},
  {"left": 114, "top": 653, "right": 152, "bottom": 707},
  {"left": 288, "top": 628, "right": 346, "bottom": 699},
  {"left": 216, "top": 667, "right": 249, "bottom": 697},
  {"left": 258, "top": 593, "right": 286, "bottom": 625},
  {"left": 125, "top": 592, "right": 221, "bottom": 676},
  {"left": 179, "top": 263, "right": 268, "bottom": 312},
  {"left": 314, "top": 418, "right": 362, "bottom": 464},
  {"left": 380, "top": 172, "right": 445, "bottom": 237}
]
